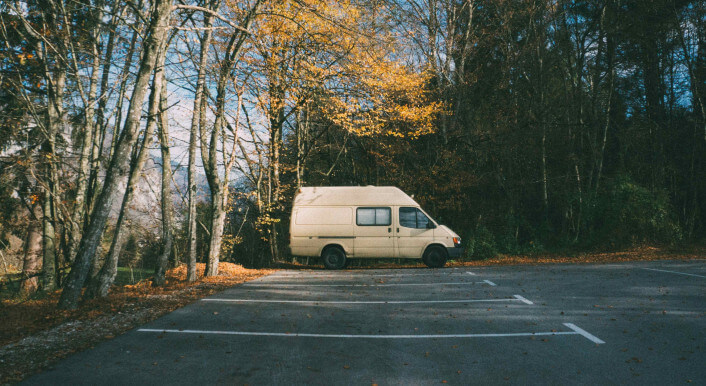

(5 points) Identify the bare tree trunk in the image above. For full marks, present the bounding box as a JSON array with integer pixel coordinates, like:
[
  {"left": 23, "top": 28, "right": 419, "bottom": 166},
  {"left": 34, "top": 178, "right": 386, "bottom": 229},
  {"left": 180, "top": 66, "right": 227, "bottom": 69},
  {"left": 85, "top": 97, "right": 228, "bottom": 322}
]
[
  {"left": 41, "top": 187, "right": 57, "bottom": 291},
  {"left": 20, "top": 206, "right": 42, "bottom": 297},
  {"left": 90, "top": 16, "right": 138, "bottom": 216},
  {"left": 58, "top": 0, "right": 173, "bottom": 309},
  {"left": 68, "top": 17, "right": 102, "bottom": 262},
  {"left": 187, "top": 9, "right": 214, "bottom": 282},
  {"left": 205, "top": 187, "right": 227, "bottom": 276},
  {"left": 154, "top": 49, "right": 173, "bottom": 287},
  {"left": 84, "top": 37, "right": 169, "bottom": 300},
  {"left": 107, "top": 9, "right": 141, "bottom": 164},
  {"left": 268, "top": 107, "right": 283, "bottom": 263},
  {"left": 594, "top": 6, "right": 614, "bottom": 194},
  {"left": 40, "top": 61, "right": 66, "bottom": 293},
  {"left": 200, "top": 0, "right": 261, "bottom": 276}
]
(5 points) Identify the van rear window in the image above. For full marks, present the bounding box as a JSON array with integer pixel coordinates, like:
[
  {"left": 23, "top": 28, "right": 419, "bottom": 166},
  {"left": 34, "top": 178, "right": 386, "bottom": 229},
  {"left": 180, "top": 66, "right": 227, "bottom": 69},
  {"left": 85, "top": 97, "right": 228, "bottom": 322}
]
[{"left": 356, "top": 207, "right": 391, "bottom": 226}]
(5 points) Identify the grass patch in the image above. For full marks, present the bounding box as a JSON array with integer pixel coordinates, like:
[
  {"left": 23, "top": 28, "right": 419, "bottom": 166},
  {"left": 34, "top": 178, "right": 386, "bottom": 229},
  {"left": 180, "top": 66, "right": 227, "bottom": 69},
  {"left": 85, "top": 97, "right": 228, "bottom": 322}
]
[{"left": 115, "top": 267, "right": 154, "bottom": 286}]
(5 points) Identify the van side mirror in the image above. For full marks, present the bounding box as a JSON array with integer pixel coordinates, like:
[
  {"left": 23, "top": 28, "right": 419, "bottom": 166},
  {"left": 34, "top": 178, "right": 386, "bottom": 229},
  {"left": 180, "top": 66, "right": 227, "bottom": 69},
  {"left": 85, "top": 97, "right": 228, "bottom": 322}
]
[{"left": 426, "top": 222, "right": 436, "bottom": 229}]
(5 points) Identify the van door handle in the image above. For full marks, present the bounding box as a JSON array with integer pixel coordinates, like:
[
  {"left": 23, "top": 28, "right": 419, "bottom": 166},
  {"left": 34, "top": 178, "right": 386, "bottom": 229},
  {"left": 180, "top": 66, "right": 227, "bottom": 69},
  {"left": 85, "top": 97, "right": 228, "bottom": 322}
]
[
  {"left": 397, "top": 228, "right": 399, "bottom": 232},
  {"left": 388, "top": 227, "right": 391, "bottom": 233}
]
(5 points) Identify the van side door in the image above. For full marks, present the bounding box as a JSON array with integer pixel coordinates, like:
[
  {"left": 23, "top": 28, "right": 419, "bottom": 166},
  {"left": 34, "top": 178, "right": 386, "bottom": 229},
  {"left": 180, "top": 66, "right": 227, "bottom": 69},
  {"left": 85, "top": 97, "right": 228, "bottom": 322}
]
[
  {"left": 395, "top": 206, "right": 435, "bottom": 258},
  {"left": 353, "top": 207, "right": 395, "bottom": 257}
]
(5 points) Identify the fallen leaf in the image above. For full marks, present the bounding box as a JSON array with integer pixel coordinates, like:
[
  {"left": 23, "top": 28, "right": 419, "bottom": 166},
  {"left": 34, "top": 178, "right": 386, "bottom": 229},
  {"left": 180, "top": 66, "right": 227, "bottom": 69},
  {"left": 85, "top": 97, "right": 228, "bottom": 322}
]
[{"left": 343, "top": 365, "right": 350, "bottom": 369}]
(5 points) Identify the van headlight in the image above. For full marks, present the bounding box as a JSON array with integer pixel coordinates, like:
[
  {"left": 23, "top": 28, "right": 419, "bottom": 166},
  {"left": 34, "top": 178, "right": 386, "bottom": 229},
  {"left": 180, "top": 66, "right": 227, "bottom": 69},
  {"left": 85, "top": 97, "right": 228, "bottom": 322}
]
[{"left": 453, "top": 237, "right": 461, "bottom": 247}]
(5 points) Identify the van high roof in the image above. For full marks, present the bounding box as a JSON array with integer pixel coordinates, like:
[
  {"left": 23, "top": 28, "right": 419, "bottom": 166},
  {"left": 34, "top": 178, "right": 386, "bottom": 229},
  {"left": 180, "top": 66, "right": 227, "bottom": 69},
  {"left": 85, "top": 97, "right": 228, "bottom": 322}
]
[{"left": 294, "top": 186, "right": 419, "bottom": 207}]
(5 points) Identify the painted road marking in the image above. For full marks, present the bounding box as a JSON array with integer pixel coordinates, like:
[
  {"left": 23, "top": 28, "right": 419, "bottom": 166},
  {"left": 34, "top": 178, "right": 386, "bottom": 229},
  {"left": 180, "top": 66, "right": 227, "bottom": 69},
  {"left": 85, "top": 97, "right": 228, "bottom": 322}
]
[
  {"left": 483, "top": 280, "right": 497, "bottom": 286},
  {"left": 466, "top": 272, "right": 477, "bottom": 276},
  {"left": 563, "top": 323, "right": 605, "bottom": 344},
  {"left": 270, "top": 273, "right": 474, "bottom": 278},
  {"left": 202, "top": 297, "right": 531, "bottom": 305},
  {"left": 513, "top": 295, "right": 534, "bottom": 305},
  {"left": 641, "top": 268, "right": 706, "bottom": 279},
  {"left": 244, "top": 282, "right": 491, "bottom": 287},
  {"left": 138, "top": 324, "right": 602, "bottom": 344}
]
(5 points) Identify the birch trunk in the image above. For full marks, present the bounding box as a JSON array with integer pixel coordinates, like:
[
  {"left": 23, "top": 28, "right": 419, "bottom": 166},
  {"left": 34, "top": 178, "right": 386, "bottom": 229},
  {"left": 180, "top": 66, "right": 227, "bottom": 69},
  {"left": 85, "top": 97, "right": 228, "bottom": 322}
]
[
  {"left": 68, "top": 19, "right": 101, "bottom": 262},
  {"left": 200, "top": 0, "right": 261, "bottom": 276},
  {"left": 20, "top": 205, "right": 42, "bottom": 297},
  {"left": 187, "top": 11, "right": 214, "bottom": 282},
  {"left": 40, "top": 57, "right": 66, "bottom": 292},
  {"left": 84, "top": 38, "right": 169, "bottom": 299},
  {"left": 154, "top": 48, "right": 173, "bottom": 286},
  {"left": 58, "top": 0, "right": 173, "bottom": 309}
]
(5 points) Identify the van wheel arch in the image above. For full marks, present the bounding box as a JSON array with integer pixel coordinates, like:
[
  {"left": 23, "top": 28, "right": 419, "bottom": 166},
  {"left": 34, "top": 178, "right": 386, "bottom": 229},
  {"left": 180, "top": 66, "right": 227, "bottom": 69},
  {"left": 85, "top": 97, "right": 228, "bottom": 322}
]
[
  {"left": 321, "top": 245, "right": 347, "bottom": 270},
  {"left": 422, "top": 244, "right": 448, "bottom": 268}
]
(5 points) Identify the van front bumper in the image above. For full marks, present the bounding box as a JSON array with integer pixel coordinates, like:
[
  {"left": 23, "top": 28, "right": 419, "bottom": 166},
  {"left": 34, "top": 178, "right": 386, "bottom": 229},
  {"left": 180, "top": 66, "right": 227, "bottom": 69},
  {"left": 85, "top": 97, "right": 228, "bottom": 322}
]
[{"left": 447, "top": 246, "right": 463, "bottom": 259}]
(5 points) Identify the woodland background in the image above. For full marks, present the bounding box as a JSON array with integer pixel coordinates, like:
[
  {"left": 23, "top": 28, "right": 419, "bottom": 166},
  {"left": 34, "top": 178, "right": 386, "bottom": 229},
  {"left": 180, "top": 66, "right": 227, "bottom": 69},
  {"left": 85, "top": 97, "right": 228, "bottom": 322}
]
[{"left": 0, "top": 0, "right": 704, "bottom": 309}]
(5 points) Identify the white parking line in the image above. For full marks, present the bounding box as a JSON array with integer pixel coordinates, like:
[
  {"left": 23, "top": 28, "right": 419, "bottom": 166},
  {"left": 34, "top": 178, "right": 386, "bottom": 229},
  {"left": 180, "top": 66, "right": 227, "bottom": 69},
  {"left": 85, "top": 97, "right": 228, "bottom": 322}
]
[
  {"left": 271, "top": 273, "right": 474, "bottom": 278},
  {"left": 513, "top": 295, "right": 534, "bottom": 305},
  {"left": 138, "top": 324, "right": 602, "bottom": 344},
  {"left": 244, "top": 282, "right": 489, "bottom": 287},
  {"left": 563, "top": 323, "right": 605, "bottom": 344},
  {"left": 202, "top": 297, "right": 529, "bottom": 305},
  {"left": 483, "top": 280, "right": 497, "bottom": 286},
  {"left": 641, "top": 268, "right": 706, "bottom": 279},
  {"left": 466, "top": 272, "right": 477, "bottom": 276}
]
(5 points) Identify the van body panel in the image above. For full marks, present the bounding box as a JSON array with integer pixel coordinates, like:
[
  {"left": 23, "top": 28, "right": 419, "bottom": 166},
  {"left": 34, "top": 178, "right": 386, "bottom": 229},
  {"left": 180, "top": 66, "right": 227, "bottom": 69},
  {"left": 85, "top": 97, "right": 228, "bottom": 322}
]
[
  {"left": 293, "top": 186, "right": 418, "bottom": 207},
  {"left": 295, "top": 207, "right": 352, "bottom": 226},
  {"left": 289, "top": 187, "right": 462, "bottom": 261},
  {"left": 394, "top": 206, "right": 435, "bottom": 258},
  {"left": 353, "top": 220, "right": 395, "bottom": 257},
  {"left": 290, "top": 206, "right": 355, "bottom": 257}
]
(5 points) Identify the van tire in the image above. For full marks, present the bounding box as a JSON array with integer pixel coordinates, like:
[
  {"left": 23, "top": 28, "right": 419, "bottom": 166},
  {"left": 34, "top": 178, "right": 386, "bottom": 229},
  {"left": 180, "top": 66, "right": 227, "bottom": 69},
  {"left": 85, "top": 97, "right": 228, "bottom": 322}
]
[
  {"left": 322, "top": 247, "right": 347, "bottom": 270},
  {"left": 422, "top": 245, "right": 447, "bottom": 268}
]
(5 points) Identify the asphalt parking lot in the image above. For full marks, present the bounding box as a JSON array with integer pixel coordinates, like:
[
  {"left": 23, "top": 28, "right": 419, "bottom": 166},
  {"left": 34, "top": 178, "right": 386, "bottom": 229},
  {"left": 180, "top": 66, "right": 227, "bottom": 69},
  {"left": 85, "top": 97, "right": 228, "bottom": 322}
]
[{"left": 26, "top": 260, "right": 704, "bottom": 385}]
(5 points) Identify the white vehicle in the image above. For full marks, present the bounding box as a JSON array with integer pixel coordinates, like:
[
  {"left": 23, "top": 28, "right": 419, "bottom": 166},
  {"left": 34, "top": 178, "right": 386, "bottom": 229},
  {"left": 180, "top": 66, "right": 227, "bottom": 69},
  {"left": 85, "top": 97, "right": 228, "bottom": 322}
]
[{"left": 289, "top": 186, "right": 463, "bottom": 269}]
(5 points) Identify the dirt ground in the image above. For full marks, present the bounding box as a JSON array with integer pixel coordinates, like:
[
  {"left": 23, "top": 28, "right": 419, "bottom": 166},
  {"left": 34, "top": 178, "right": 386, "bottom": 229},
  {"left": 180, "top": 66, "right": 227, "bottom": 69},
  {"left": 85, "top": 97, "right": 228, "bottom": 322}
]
[{"left": 1, "top": 247, "right": 704, "bottom": 384}]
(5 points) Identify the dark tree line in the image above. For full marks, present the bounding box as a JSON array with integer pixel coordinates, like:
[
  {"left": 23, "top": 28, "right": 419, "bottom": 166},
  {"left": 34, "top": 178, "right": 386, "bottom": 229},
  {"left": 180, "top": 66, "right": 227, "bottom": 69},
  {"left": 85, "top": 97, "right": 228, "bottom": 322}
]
[{"left": 243, "top": 0, "right": 706, "bottom": 261}]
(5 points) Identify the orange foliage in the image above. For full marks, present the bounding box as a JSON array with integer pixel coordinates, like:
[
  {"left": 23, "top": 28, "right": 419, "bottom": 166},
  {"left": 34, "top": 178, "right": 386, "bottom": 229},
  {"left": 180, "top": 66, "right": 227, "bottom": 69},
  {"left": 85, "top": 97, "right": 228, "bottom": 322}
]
[{"left": 244, "top": 0, "right": 444, "bottom": 139}]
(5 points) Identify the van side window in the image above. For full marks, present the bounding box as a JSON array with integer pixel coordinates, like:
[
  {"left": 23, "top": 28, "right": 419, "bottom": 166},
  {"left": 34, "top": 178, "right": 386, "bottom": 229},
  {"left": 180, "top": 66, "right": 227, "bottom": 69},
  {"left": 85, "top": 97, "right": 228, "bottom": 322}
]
[
  {"left": 356, "top": 207, "right": 391, "bottom": 226},
  {"left": 400, "top": 207, "right": 431, "bottom": 229}
]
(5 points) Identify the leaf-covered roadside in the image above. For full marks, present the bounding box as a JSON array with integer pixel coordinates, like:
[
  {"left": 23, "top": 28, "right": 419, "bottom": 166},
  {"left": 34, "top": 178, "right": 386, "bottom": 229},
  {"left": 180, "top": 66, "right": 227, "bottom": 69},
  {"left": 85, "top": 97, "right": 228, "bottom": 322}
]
[
  {"left": 278, "top": 247, "right": 705, "bottom": 270},
  {"left": 0, "top": 263, "right": 275, "bottom": 384},
  {"left": 449, "top": 246, "right": 706, "bottom": 267}
]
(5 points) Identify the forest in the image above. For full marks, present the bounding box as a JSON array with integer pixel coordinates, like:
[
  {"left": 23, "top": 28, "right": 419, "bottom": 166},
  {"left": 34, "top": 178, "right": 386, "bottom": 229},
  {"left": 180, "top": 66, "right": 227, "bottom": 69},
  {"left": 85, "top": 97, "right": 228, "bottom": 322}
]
[{"left": 0, "top": 0, "right": 704, "bottom": 309}]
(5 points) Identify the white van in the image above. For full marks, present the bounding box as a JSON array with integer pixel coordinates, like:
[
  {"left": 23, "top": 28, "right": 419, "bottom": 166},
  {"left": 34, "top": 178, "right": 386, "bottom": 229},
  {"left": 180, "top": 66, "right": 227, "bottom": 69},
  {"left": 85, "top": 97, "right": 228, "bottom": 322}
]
[{"left": 289, "top": 186, "right": 463, "bottom": 269}]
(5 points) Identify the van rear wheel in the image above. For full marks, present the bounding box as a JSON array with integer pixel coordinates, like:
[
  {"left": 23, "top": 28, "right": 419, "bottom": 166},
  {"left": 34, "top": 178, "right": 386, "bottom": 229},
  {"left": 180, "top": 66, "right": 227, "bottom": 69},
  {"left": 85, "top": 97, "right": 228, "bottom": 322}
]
[
  {"left": 423, "top": 245, "right": 447, "bottom": 268},
  {"left": 322, "top": 247, "right": 347, "bottom": 270}
]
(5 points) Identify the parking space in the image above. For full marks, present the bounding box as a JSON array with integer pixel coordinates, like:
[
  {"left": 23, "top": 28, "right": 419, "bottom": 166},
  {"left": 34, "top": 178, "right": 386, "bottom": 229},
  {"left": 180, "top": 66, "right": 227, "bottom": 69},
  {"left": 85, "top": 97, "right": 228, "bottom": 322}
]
[{"left": 26, "top": 260, "right": 704, "bottom": 385}]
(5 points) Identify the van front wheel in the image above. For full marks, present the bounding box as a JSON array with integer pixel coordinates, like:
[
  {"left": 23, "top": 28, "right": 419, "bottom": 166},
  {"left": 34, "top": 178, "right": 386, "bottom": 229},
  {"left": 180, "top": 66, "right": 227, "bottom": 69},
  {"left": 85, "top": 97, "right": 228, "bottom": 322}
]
[
  {"left": 322, "top": 247, "right": 347, "bottom": 270},
  {"left": 423, "top": 246, "right": 447, "bottom": 268}
]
